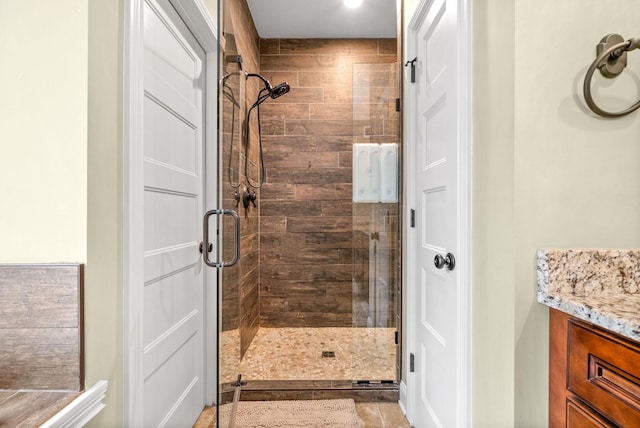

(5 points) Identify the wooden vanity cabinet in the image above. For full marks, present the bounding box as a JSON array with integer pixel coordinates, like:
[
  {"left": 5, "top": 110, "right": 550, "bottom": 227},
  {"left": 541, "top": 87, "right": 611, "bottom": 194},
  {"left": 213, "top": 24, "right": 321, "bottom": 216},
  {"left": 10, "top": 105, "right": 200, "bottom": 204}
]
[{"left": 550, "top": 309, "right": 640, "bottom": 427}]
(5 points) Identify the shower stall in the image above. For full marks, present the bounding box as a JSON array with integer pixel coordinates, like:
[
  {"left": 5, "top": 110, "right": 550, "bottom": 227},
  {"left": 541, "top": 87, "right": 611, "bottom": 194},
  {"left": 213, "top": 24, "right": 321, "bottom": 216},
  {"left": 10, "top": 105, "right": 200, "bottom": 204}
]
[{"left": 215, "top": 0, "right": 401, "bottom": 422}]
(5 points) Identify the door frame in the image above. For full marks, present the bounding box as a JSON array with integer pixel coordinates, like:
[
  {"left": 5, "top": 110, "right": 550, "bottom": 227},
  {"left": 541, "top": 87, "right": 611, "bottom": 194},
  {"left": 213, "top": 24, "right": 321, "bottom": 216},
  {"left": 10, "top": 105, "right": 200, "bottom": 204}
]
[
  {"left": 123, "top": 0, "right": 218, "bottom": 425},
  {"left": 404, "top": 0, "right": 472, "bottom": 425}
]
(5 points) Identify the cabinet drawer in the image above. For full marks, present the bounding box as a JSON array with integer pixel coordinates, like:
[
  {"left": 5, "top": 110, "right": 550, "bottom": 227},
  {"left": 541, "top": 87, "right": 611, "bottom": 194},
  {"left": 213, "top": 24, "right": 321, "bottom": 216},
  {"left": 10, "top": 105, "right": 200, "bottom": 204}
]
[
  {"left": 567, "top": 398, "right": 614, "bottom": 427},
  {"left": 568, "top": 320, "right": 640, "bottom": 427}
]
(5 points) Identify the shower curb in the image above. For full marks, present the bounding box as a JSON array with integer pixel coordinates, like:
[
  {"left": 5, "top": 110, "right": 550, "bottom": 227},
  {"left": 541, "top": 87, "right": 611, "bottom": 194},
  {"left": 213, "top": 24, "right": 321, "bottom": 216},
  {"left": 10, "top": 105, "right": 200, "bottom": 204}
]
[{"left": 220, "top": 380, "right": 399, "bottom": 403}]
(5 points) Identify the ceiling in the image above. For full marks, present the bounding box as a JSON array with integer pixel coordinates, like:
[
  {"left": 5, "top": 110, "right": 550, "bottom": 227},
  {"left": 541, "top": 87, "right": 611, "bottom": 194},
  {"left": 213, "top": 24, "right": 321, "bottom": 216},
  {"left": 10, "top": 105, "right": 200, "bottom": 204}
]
[{"left": 246, "top": 0, "right": 398, "bottom": 39}]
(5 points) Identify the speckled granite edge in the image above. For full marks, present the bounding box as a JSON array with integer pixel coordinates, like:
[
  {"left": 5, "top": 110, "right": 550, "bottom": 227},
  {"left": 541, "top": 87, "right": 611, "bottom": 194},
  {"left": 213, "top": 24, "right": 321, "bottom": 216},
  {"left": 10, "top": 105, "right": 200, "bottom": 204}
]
[{"left": 537, "top": 248, "right": 640, "bottom": 342}]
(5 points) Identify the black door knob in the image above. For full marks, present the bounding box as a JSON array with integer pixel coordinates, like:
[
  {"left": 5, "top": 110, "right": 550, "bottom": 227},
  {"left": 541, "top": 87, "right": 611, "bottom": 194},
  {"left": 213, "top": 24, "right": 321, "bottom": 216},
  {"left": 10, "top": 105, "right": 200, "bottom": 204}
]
[{"left": 434, "top": 253, "right": 456, "bottom": 271}]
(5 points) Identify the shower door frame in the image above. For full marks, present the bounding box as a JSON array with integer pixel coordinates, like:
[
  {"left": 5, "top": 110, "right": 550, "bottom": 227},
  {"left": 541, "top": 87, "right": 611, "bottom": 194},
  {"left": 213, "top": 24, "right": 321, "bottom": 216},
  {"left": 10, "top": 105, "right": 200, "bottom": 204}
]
[{"left": 122, "top": 0, "right": 219, "bottom": 425}]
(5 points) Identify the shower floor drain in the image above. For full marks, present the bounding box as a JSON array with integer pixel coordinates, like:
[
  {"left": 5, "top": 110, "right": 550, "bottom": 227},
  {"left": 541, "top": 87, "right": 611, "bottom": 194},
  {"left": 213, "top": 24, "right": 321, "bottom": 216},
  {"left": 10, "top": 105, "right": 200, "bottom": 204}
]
[{"left": 322, "top": 351, "right": 335, "bottom": 358}]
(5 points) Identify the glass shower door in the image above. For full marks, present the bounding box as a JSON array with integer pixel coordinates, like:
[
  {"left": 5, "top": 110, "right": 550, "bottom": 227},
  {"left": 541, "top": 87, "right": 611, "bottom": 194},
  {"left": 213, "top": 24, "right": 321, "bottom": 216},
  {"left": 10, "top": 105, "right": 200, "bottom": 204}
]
[
  {"left": 351, "top": 62, "right": 401, "bottom": 383},
  {"left": 216, "top": 7, "right": 244, "bottom": 425}
]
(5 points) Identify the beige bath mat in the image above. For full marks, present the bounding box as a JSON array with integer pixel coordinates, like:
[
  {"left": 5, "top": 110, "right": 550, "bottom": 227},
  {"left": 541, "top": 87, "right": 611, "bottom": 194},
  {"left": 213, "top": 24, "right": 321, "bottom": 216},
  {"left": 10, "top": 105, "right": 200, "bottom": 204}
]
[{"left": 218, "top": 399, "right": 361, "bottom": 428}]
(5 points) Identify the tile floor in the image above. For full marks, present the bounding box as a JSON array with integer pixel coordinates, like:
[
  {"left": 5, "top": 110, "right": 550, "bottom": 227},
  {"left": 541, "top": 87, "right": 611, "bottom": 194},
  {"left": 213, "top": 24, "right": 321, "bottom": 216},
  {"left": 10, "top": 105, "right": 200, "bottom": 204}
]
[
  {"left": 193, "top": 401, "right": 412, "bottom": 427},
  {"left": 220, "top": 327, "right": 397, "bottom": 383}
]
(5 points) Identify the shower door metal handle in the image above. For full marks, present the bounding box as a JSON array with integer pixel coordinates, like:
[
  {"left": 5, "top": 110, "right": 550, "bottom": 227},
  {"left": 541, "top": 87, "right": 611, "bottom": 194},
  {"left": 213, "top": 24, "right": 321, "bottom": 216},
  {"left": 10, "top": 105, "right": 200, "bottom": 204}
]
[{"left": 202, "top": 209, "right": 240, "bottom": 268}]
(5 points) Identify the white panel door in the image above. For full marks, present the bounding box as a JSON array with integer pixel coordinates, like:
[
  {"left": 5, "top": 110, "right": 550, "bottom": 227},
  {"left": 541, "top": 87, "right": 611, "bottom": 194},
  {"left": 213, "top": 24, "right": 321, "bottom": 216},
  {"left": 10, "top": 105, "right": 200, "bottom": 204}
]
[
  {"left": 143, "top": 0, "right": 206, "bottom": 426},
  {"left": 409, "top": 0, "right": 461, "bottom": 426}
]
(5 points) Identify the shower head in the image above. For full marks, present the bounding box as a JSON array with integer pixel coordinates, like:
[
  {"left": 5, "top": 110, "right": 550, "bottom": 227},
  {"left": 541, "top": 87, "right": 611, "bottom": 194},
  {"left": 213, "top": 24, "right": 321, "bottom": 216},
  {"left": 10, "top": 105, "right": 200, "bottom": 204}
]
[
  {"left": 270, "top": 82, "right": 290, "bottom": 99},
  {"left": 246, "top": 73, "right": 290, "bottom": 101}
]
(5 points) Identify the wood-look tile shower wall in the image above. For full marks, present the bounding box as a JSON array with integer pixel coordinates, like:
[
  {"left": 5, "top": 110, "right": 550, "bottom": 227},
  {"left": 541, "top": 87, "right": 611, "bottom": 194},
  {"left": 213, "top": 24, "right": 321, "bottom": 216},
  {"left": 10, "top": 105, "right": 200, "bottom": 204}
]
[
  {"left": 220, "top": 0, "right": 261, "bottom": 357},
  {"left": 258, "top": 39, "right": 398, "bottom": 327}
]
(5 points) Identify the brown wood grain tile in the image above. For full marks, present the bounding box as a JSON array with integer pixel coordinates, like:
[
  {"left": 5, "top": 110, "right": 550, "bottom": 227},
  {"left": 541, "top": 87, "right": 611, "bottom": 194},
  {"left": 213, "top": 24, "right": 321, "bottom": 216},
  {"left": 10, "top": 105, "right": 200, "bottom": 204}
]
[
  {"left": 353, "top": 86, "right": 395, "bottom": 105},
  {"left": 240, "top": 234, "right": 259, "bottom": 256},
  {"left": 0, "top": 391, "right": 78, "bottom": 428},
  {"left": 322, "top": 87, "right": 353, "bottom": 104},
  {"left": 260, "top": 103, "right": 309, "bottom": 120},
  {"left": 303, "top": 232, "right": 356, "bottom": 248},
  {"left": 0, "top": 266, "right": 80, "bottom": 329},
  {"left": 260, "top": 281, "right": 354, "bottom": 300},
  {"left": 261, "top": 70, "right": 298, "bottom": 87},
  {"left": 260, "top": 246, "right": 352, "bottom": 265},
  {"left": 309, "top": 104, "right": 353, "bottom": 120},
  {"left": 260, "top": 264, "right": 352, "bottom": 282},
  {"left": 294, "top": 184, "right": 353, "bottom": 200},
  {"left": 349, "top": 54, "right": 398, "bottom": 65},
  {"left": 260, "top": 54, "right": 344, "bottom": 72},
  {"left": 260, "top": 281, "right": 326, "bottom": 299},
  {"left": 0, "top": 265, "right": 83, "bottom": 391},
  {"left": 298, "top": 71, "right": 324, "bottom": 87},
  {"left": 299, "top": 71, "right": 353, "bottom": 88},
  {"left": 355, "top": 403, "right": 384, "bottom": 427},
  {"left": 308, "top": 135, "right": 355, "bottom": 151},
  {"left": 263, "top": 135, "right": 353, "bottom": 152},
  {"left": 260, "top": 216, "right": 287, "bottom": 233},
  {"left": 261, "top": 232, "right": 354, "bottom": 256},
  {"left": 353, "top": 68, "right": 397, "bottom": 88},
  {"left": 287, "top": 296, "right": 352, "bottom": 313},
  {"left": 239, "top": 255, "right": 259, "bottom": 289},
  {"left": 378, "top": 38, "right": 398, "bottom": 55},
  {"left": 377, "top": 402, "right": 411, "bottom": 427},
  {"left": 240, "top": 284, "right": 259, "bottom": 357},
  {"left": 245, "top": 37, "right": 400, "bottom": 332},
  {"left": 261, "top": 135, "right": 310, "bottom": 151},
  {"left": 267, "top": 167, "right": 352, "bottom": 185},
  {"left": 0, "top": 390, "right": 17, "bottom": 404},
  {"left": 260, "top": 231, "right": 354, "bottom": 251},
  {"left": 279, "top": 39, "right": 379, "bottom": 55},
  {"left": 239, "top": 390, "right": 315, "bottom": 401},
  {"left": 286, "top": 217, "right": 353, "bottom": 233},
  {"left": 260, "top": 200, "right": 323, "bottom": 217},
  {"left": 339, "top": 151, "right": 352, "bottom": 168},
  {"left": 261, "top": 119, "right": 285, "bottom": 135},
  {"left": 260, "top": 311, "right": 352, "bottom": 328},
  {"left": 312, "top": 389, "right": 399, "bottom": 402},
  {"left": 220, "top": 0, "right": 264, "bottom": 346},
  {"left": 321, "top": 200, "right": 354, "bottom": 216},
  {"left": 193, "top": 405, "right": 216, "bottom": 428},
  {"left": 260, "top": 38, "right": 279, "bottom": 55},
  {"left": 263, "top": 151, "right": 339, "bottom": 168},
  {"left": 268, "top": 87, "right": 324, "bottom": 104}
]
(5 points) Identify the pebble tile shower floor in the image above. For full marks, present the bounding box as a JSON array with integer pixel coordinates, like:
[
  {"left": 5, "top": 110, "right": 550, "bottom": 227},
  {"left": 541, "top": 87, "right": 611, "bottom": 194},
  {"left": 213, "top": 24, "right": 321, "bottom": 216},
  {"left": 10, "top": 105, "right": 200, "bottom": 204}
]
[{"left": 220, "top": 327, "right": 397, "bottom": 383}]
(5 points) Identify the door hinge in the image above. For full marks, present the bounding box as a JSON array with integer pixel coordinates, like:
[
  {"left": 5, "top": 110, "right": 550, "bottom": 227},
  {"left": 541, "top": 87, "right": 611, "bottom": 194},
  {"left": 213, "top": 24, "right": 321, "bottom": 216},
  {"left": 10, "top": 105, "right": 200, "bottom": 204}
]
[
  {"left": 395, "top": 331, "right": 399, "bottom": 345},
  {"left": 395, "top": 98, "right": 401, "bottom": 112},
  {"left": 410, "top": 353, "right": 415, "bottom": 373},
  {"left": 410, "top": 209, "right": 415, "bottom": 228}
]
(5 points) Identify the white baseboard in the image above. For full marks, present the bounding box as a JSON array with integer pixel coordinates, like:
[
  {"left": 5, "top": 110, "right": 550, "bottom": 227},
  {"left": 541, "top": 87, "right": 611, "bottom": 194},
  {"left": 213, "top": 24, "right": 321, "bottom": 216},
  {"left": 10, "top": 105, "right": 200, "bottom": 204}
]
[
  {"left": 40, "top": 381, "right": 108, "bottom": 428},
  {"left": 399, "top": 380, "right": 408, "bottom": 415}
]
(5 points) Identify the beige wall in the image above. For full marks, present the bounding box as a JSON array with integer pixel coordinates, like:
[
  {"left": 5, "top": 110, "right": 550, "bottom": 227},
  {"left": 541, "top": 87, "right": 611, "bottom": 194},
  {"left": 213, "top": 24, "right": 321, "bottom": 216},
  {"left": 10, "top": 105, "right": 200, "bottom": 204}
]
[
  {"left": 472, "top": 0, "right": 516, "bottom": 426},
  {"left": 204, "top": 0, "right": 218, "bottom": 24},
  {"left": 0, "top": 0, "right": 87, "bottom": 263},
  {"left": 513, "top": 0, "right": 640, "bottom": 426},
  {"left": 85, "top": 0, "right": 124, "bottom": 426}
]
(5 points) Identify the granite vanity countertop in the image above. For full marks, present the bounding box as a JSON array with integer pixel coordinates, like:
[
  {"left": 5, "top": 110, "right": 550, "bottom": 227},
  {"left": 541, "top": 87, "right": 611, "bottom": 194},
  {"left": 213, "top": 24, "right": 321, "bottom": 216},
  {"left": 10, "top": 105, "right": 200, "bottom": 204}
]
[{"left": 537, "top": 248, "right": 640, "bottom": 342}]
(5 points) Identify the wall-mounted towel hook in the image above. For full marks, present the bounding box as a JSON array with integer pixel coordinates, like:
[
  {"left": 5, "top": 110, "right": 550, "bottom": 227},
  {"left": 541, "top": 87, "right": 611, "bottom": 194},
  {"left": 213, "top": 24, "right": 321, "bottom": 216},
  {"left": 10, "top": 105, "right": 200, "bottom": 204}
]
[{"left": 583, "top": 34, "right": 640, "bottom": 118}]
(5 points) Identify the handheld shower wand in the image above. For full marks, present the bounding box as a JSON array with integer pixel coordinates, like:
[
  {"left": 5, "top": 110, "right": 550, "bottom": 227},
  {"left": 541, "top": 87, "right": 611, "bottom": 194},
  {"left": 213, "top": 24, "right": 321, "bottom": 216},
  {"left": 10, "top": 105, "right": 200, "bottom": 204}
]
[{"left": 244, "top": 73, "right": 290, "bottom": 189}]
